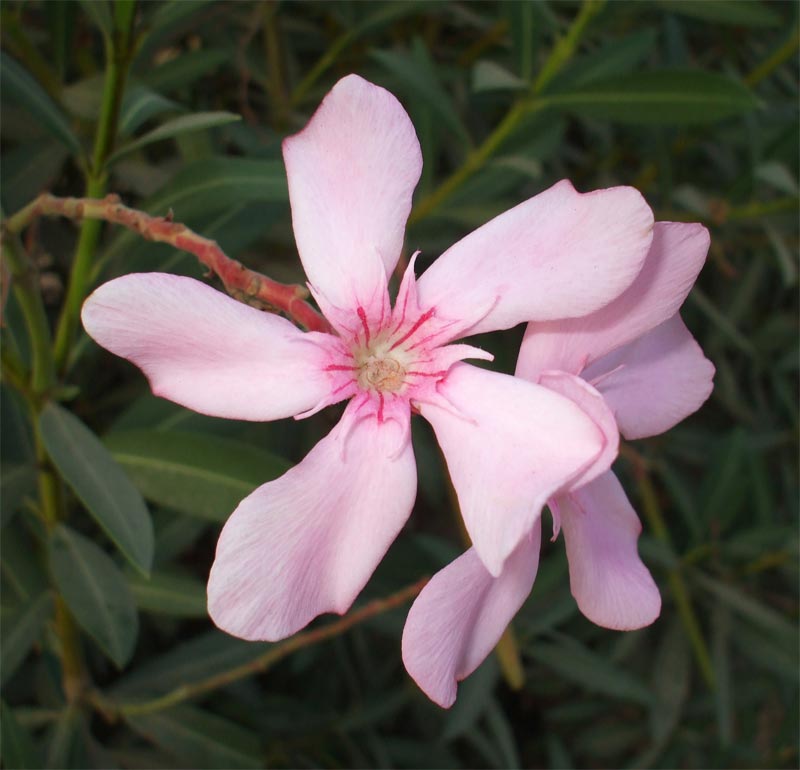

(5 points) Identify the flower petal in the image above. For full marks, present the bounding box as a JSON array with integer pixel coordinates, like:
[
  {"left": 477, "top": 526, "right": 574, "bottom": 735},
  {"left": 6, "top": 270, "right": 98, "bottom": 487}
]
[
  {"left": 416, "top": 180, "right": 654, "bottom": 338},
  {"left": 81, "top": 273, "right": 336, "bottom": 421},
  {"left": 517, "top": 221, "right": 709, "bottom": 380},
  {"left": 418, "top": 363, "right": 604, "bottom": 576},
  {"left": 558, "top": 471, "right": 661, "bottom": 630},
  {"left": 537, "top": 372, "right": 618, "bottom": 492},
  {"left": 402, "top": 530, "right": 540, "bottom": 708},
  {"left": 584, "top": 314, "right": 715, "bottom": 440},
  {"left": 207, "top": 402, "right": 417, "bottom": 641},
  {"left": 283, "top": 74, "right": 422, "bottom": 313}
]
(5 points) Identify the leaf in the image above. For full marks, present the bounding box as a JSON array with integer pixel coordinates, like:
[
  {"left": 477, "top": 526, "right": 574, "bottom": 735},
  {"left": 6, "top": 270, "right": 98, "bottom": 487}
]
[
  {"left": 126, "top": 705, "right": 262, "bottom": 769},
  {"left": 44, "top": 706, "right": 85, "bottom": 770},
  {"left": 372, "top": 38, "right": 472, "bottom": 147},
  {"left": 0, "top": 593, "right": 53, "bottom": 685},
  {"left": 142, "top": 49, "right": 230, "bottom": 93},
  {"left": 0, "top": 463, "right": 37, "bottom": 523},
  {"left": 111, "top": 629, "right": 270, "bottom": 699},
  {"left": 128, "top": 570, "right": 207, "bottom": 618},
  {"left": 104, "top": 429, "right": 289, "bottom": 522},
  {"left": 48, "top": 525, "right": 138, "bottom": 668},
  {"left": 1, "top": 701, "right": 40, "bottom": 769},
  {"left": 107, "top": 111, "right": 242, "bottom": 166},
  {"left": 0, "top": 53, "right": 81, "bottom": 155},
  {"left": 118, "top": 84, "right": 182, "bottom": 136},
  {"left": 78, "top": 0, "right": 112, "bottom": 37},
  {"left": 549, "top": 28, "right": 658, "bottom": 89},
  {"left": 657, "top": 0, "right": 782, "bottom": 27},
  {"left": 693, "top": 571, "right": 799, "bottom": 648},
  {"left": 546, "top": 70, "right": 760, "bottom": 125},
  {"left": 39, "top": 403, "right": 154, "bottom": 574},
  {"left": 472, "top": 61, "right": 528, "bottom": 93},
  {"left": 530, "top": 639, "right": 655, "bottom": 705}
]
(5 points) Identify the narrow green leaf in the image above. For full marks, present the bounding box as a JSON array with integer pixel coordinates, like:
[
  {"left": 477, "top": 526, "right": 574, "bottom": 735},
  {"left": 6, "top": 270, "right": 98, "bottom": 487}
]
[
  {"left": 39, "top": 403, "right": 154, "bottom": 574},
  {"left": 549, "top": 28, "right": 658, "bottom": 89},
  {"left": 128, "top": 570, "right": 207, "bottom": 618},
  {"left": 104, "top": 429, "right": 289, "bottom": 522},
  {"left": 48, "top": 525, "right": 138, "bottom": 668},
  {"left": 546, "top": 70, "right": 760, "bottom": 125},
  {"left": 472, "top": 61, "right": 528, "bottom": 93},
  {"left": 0, "top": 593, "right": 53, "bottom": 685},
  {"left": 78, "top": 0, "right": 112, "bottom": 37},
  {"left": 111, "top": 629, "right": 270, "bottom": 699},
  {"left": 142, "top": 49, "right": 229, "bottom": 93},
  {"left": 531, "top": 639, "right": 655, "bottom": 705},
  {"left": 657, "top": 0, "right": 782, "bottom": 27},
  {"left": 107, "top": 111, "right": 242, "bottom": 166},
  {"left": 693, "top": 571, "right": 799, "bottom": 648},
  {"left": 0, "top": 53, "right": 82, "bottom": 155},
  {"left": 118, "top": 84, "right": 181, "bottom": 136},
  {"left": 44, "top": 706, "right": 84, "bottom": 770},
  {"left": 126, "top": 705, "right": 262, "bottom": 769},
  {"left": 1, "top": 701, "right": 40, "bottom": 770},
  {"left": 372, "top": 39, "right": 472, "bottom": 148}
]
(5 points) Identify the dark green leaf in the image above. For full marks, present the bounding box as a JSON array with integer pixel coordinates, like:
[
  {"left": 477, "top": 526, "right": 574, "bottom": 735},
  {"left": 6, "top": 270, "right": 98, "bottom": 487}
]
[
  {"left": 1, "top": 701, "right": 40, "bottom": 769},
  {"left": 657, "top": 0, "right": 782, "bottom": 27},
  {"left": 48, "top": 525, "right": 138, "bottom": 668},
  {"left": 111, "top": 630, "right": 270, "bottom": 699},
  {"left": 107, "top": 111, "right": 242, "bottom": 166},
  {"left": 104, "top": 429, "right": 289, "bottom": 522},
  {"left": 118, "top": 84, "right": 182, "bottom": 136},
  {"left": 472, "top": 61, "right": 528, "bottom": 93},
  {"left": 39, "top": 404, "right": 153, "bottom": 574},
  {"left": 0, "top": 53, "right": 81, "bottom": 154},
  {"left": 546, "top": 70, "right": 760, "bottom": 125},
  {"left": 372, "top": 39, "right": 471, "bottom": 147},
  {"left": 0, "top": 593, "right": 53, "bottom": 685},
  {"left": 78, "top": 0, "right": 112, "bottom": 36},
  {"left": 44, "top": 706, "right": 84, "bottom": 770},
  {"left": 531, "top": 639, "right": 655, "bottom": 705},
  {"left": 142, "top": 49, "right": 230, "bottom": 93},
  {"left": 126, "top": 705, "right": 262, "bottom": 769},
  {"left": 128, "top": 570, "right": 207, "bottom": 618}
]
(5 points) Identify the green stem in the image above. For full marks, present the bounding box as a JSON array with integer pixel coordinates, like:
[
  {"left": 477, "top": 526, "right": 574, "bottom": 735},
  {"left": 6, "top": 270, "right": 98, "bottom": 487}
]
[
  {"left": 52, "top": 3, "right": 136, "bottom": 373},
  {"left": 408, "top": 0, "right": 605, "bottom": 223},
  {"left": 636, "top": 465, "right": 716, "bottom": 690}
]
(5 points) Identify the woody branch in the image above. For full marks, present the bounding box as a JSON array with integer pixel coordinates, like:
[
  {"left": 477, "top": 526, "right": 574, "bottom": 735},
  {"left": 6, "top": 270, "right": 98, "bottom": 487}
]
[{"left": 2, "top": 193, "right": 331, "bottom": 333}]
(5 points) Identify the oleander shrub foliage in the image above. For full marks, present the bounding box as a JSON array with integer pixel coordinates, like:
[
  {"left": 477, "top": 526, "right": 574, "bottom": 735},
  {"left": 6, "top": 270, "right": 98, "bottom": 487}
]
[{"left": 1, "top": 2, "right": 797, "bottom": 768}]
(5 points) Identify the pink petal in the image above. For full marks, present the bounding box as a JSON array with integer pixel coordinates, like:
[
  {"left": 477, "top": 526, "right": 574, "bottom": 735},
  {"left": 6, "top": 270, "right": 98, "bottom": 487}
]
[
  {"left": 418, "top": 363, "right": 605, "bottom": 576},
  {"left": 283, "top": 75, "right": 422, "bottom": 315},
  {"left": 81, "top": 273, "right": 336, "bottom": 421},
  {"left": 584, "top": 314, "right": 715, "bottom": 440},
  {"left": 416, "top": 180, "right": 654, "bottom": 338},
  {"left": 558, "top": 471, "right": 661, "bottom": 630},
  {"left": 402, "top": 529, "right": 540, "bottom": 708},
  {"left": 537, "top": 372, "right": 618, "bottom": 492},
  {"left": 517, "top": 221, "right": 709, "bottom": 380},
  {"left": 207, "top": 401, "right": 417, "bottom": 641}
]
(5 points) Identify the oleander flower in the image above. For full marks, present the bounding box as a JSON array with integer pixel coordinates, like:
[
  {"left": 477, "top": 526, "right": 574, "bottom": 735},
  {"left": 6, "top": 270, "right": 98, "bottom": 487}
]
[
  {"left": 402, "top": 221, "right": 715, "bottom": 708},
  {"left": 82, "top": 74, "right": 656, "bottom": 642}
]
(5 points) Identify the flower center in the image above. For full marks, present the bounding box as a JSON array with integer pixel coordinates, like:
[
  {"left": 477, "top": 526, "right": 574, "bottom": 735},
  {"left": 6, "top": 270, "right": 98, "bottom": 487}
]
[{"left": 355, "top": 350, "right": 407, "bottom": 392}]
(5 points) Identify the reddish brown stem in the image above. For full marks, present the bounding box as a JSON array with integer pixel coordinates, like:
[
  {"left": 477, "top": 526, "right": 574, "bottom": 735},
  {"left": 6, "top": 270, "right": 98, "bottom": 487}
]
[{"left": 3, "top": 193, "right": 330, "bottom": 333}]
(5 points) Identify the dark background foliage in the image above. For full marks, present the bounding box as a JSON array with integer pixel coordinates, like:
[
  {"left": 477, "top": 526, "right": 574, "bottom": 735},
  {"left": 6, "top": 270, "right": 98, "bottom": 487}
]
[{"left": 1, "top": 1, "right": 797, "bottom": 768}]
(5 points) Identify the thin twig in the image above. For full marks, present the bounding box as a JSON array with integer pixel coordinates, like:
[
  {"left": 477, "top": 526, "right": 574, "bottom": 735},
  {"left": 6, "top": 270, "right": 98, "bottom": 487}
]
[
  {"left": 3, "top": 193, "right": 330, "bottom": 333},
  {"left": 91, "top": 577, "right": 428, "bottom": 720}
]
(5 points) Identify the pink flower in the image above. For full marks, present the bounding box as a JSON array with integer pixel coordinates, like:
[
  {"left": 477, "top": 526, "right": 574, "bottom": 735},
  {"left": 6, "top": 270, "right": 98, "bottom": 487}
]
[
  {"left": 82, "top": 74, "right": 655, "bottom": 642},
  {"left": 402, "top": 221, "right": 715, "bottom": 708}
]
